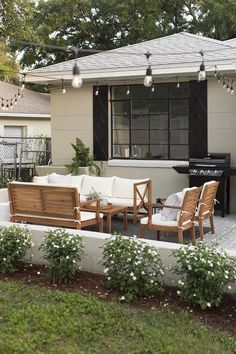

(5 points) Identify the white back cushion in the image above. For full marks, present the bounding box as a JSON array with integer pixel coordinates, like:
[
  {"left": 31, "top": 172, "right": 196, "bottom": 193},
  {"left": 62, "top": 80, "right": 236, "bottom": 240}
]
[
  {"left": 48, "top": 173, "right": 71, "bottom": 185},
  {"left": 70, "top": 175, "right": 84, "bottom": 192},
  {"left": 112, "top": 176, "right": 148, "bottom": 199},
  {"left": 33, "top": 176, "right": 49, "bottom": 184},
  {"left": 81, "top": 175, "right": 115, "bottom": 197},
  {"left": 0, "top": 188, "right": 9, "bottom": 202},
  {"left": 162, "top": 191, "right": 185, "bottom": 221}
]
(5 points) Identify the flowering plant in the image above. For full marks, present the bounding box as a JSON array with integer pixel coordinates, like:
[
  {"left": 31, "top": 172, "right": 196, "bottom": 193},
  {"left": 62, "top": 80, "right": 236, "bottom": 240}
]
[
  {"left": 0, "top": 225, "right": 33, "bottom": 274},
  {"left": 173, "top": 242, "right": 236, "bottom": 309},
  {"left": 40, "top": 228, "right": 84, "bottom": 284},
  {"left": 101, "top": 234, "right": 164, "bottom": 301},
  {"left": 85, "top": 187, "right": 101, "bottom": 200}
]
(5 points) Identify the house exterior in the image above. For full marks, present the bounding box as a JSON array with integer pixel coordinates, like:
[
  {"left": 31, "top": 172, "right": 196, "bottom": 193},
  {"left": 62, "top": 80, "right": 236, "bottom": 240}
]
[
  {"left": 26, "top": 32, "right": 236, "bottom": 211},
  {"left": 0, "top": 81, "right": 51, "bottom": 139}
]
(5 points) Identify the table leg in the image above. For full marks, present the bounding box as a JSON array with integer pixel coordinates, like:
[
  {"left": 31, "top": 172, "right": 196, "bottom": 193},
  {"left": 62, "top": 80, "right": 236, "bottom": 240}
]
[
  {"left": 108, "top": 214, "right": 112, "bottom": 234},
  {"left": 124, "top": 209, "right": 128, "bottom": 230}
]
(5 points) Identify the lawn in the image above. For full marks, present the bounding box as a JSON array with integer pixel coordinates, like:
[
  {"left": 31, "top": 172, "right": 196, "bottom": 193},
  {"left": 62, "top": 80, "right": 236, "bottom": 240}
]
[{"left": 0, "top": 282, "right": 235, "bottom": 354}]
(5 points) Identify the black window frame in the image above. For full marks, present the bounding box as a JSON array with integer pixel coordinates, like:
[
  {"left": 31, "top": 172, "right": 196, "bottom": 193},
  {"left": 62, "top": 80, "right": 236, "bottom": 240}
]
[{"left": 110, "top": 83, "right": 190, "bottom": 161}]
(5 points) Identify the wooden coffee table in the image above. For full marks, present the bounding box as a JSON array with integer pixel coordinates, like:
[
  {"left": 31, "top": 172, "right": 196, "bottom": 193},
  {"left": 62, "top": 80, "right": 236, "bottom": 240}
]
[{"left": 82, "top": 204, "right": 128, "bottom": 234}]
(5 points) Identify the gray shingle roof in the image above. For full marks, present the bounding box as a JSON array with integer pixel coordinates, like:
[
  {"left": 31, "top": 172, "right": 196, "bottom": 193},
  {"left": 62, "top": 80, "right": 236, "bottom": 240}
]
[
  {"left": 224, "top": 38, "right": 236, "bottom": 47},
  {"left": 0, "top": 81, "right": 50, "bottom": 116},
  {"left": 30, "top": 32, "right": 235, "bottom": 76}
]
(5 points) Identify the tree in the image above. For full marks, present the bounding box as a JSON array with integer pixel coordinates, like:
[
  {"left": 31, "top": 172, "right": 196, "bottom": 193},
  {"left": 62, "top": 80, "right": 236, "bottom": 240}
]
[{"left": 0, "top": 41, "right": 18, "bottom": 80}]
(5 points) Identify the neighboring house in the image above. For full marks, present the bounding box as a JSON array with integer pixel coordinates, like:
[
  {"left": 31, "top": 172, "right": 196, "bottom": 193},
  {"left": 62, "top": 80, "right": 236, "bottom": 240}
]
[
  {"left": 26, "top": 32, "right": 236, "bottom": 210},
  {"left": 0, "top": 80, "right": 51, "bottom": 139}
]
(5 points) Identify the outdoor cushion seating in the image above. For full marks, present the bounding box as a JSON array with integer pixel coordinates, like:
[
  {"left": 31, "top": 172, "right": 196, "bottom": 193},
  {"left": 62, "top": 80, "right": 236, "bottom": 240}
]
[
  {"left": 195, "top": 180, "right": 219, "bottom": 240},
  {"left": 33, "top": 173, "right": 152, "bottom": 223},
  {"left": 0, "top": 188, "right": 10, "bottom": 221},
  {"left": 7, "top": 182, "right": 104, "bottom": 231},
  {"left": 140, "top": 187, "right": 200, "bottom": 244}
]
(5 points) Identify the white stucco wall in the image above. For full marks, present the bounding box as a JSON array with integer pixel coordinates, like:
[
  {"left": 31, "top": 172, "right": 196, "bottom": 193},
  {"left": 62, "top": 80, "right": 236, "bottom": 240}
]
[
  {"left": 0, "top": 118, "right": 51, "bottom": 137},
  {"left": 50, "top": 79, "right": 236, "bottom": 210}
]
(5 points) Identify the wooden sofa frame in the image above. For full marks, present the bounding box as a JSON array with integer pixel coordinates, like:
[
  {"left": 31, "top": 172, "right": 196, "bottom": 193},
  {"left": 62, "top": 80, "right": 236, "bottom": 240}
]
[
  {"left": 132, "top": 180, "right": 152, "bottom": 223},
  {"left": 8, "top": 182, "right": 103, "bottom": 231}
]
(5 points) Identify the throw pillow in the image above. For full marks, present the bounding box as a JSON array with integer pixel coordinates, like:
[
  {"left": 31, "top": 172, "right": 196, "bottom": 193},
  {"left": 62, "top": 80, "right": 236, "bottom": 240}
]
[
  {"left": 161, "top": 191, "right": 185, "bottom": 221},
  {"left": 48, "top": 173, "right": 71, "bottom": 185},
  {"left": 33, "top": 176, "right": 49, "bottom": 184}
]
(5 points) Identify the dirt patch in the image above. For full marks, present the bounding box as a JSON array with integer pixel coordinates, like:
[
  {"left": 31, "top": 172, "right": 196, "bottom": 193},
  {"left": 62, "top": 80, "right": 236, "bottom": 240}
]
[{"left": 0, "top": 263, "right": 235, "bottom": 337}]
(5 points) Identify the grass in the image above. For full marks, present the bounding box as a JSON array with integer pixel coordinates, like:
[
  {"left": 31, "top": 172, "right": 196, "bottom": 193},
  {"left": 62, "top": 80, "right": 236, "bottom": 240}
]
[{"left": 0, "top": 281, "right": 235, "bottom": 354}]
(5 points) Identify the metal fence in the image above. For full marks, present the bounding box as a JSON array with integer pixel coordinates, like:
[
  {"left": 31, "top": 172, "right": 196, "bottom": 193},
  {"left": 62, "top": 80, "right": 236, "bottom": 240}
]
[{"left": 0, "top": 136, "right": 51, "bottom": 184}]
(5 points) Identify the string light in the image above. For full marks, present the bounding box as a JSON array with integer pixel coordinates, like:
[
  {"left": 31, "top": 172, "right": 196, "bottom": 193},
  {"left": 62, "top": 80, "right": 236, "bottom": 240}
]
[
  {"left": 230, "top": 80, "right": 234, "bottom": 95},
  {"left": 176, "top": 77, "right": 180, "bottom": 88},
  {"left": 151, "top": 83, "right": 155, "bottom": 92},
  {"left": 95, "top": 85, "right": 99, "bottom": 96},
  {"left": 144, "top": 52, "right": 152, "bottom": 87},
  {"left": 61, "top": 79, "right": 66, "bottom": 94},
  {"left": 126, "top": 86, "right": 130, "bottom": 95},
  {"left": 198, "top": 50, "right": 206, "bottom": 82},
  {"left": 226, "top": 80, "right": 230, "bottom": 93}
]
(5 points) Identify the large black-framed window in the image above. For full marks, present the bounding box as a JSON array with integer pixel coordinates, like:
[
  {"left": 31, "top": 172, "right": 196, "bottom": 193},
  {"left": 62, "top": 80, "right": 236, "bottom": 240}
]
[{"left": 111, "top": 82, "right": 190, "bottom": 160}]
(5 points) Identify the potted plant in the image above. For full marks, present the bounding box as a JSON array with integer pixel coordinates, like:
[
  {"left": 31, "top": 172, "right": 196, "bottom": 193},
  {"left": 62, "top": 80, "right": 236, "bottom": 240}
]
[
  {"left": 85, "top": 187, "right": 108, "bottom": 207},
  {"left": 66, "top": 138, "right": 101, "bottom": 176}
]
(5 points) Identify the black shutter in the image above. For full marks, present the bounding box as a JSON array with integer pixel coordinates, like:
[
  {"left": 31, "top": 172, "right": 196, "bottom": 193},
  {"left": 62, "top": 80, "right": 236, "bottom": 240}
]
[
  {"left": 189, "top": 80, "right": 208, "bottom": 156},
  {"left": 93, "top": 85, "right": 108, "bottom": 161}
]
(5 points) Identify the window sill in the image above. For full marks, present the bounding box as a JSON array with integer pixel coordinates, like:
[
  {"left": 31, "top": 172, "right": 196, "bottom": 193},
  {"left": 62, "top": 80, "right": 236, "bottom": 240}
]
[{"left": 107, "top": 159, "right": 189, "bottom": 168}]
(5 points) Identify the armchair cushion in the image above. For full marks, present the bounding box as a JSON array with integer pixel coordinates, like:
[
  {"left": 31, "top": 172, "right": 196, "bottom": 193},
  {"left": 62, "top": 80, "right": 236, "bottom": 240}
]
[
  {"left": 33, "top": 176, "right": 49, "bottom": 184},
  {"left": 107, "top": 197, "right": 134, "bottom": 207},
  {"left": 113, "top": 176, "right": 148, "bottom": 199},
  {"left": 141, "top": 213, "right": 178, "bottom": 227},
  {"left": 81, "top": 175, "right": 114, "bottom": 198},
  {"left": 70, "top": 175, "right": 84, "bottom": 191}
]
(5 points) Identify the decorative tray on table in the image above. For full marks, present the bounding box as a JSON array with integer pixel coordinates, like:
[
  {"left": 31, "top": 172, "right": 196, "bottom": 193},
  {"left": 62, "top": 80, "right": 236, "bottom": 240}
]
[{"left": 84, "top": 203, "right": 113, "bottom": 211}]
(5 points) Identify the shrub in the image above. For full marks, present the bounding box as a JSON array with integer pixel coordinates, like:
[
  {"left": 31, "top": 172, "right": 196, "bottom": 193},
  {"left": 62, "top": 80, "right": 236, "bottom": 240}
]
[
  {"left": 101, "top": 234, "right": 164, "bottom": 301},
  {"left": 0, "top": 225, "right": 32, "bottom": 274},
  {"left": 40, "top": 228, "right": 84, "bottom": 284},
  {"left": 173, "top": 242, "right": 236, "bottom": 309}
]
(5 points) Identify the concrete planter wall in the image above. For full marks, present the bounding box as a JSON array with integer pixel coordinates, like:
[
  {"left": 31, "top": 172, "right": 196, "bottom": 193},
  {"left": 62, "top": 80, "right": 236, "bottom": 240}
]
[{"left": 0, "top": 221, "right": 235, "bottom": 295}]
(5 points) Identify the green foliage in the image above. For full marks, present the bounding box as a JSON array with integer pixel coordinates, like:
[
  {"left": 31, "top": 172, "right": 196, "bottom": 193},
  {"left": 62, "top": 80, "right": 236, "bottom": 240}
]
[
  {"left": 102, "top": 234, "right": 164, "bottom": 300},
  {"left": 39, "top": 228, "right": 84, "bottom": 284},
  {"left": 173, "top": 242, "right": 236, "bottom": 310},
  {"left": 0, "top": 177, "right": 13, "bottom": 188},
  {"left": 66, "top": 137, "right": 100, "bottom": 175},
  {"left": 0, "top": 225, "right": 32, "bottom": 274},
  {"left": 0, "top": 282, "right": 235, "bottom": 353}
]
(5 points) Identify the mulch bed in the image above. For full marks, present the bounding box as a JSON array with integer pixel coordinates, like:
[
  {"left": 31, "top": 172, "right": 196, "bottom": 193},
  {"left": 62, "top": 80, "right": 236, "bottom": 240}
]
[{"left": 0, "top": 263, "right": 235, "bottom": 337}]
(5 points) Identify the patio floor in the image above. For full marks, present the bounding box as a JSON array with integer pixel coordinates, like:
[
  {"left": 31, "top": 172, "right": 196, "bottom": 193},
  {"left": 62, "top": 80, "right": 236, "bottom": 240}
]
[{"left": 86, "top": 213, "right": 236, "bottom": 251}]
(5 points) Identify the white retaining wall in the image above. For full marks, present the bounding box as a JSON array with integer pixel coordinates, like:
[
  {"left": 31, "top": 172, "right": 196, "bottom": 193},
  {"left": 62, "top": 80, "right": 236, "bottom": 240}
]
[{"left": 0, "top": 221, "right": 235, "bottom": 295}]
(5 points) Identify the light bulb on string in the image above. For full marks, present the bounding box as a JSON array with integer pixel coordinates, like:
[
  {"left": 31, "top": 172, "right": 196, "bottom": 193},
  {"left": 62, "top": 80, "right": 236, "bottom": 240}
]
[
  {"left": 230, "top": 80, "right": 234, "bottom": 95},
  {"left": 144, "top": 52, "right": 152, "bottom": 87},
  {"left": 176, "top": 78, "right": 180, "bottom": 88},
  {"left": 217, "top": 74, "right": 221, "bottom": 84},
  {"left": 61, "top": 79, "right": 66, "bottom": 94},
  {"left": 226, "top": 80, "right": 230, "bottom": 93},
  {"left": 223, "top": 78, "right": 226, "bottom": 89},
  {"left": 198, "top": 51, "right": 206, "bottom": 82},
  {"left": 10, "top": 99, "right": 13, "bottom": 109},
  {"left": 6, "top": 100, "right": 9, "bottom": 111},
  {"left": 151, "top": 83, "right": 155, "bottom": 92},
  {"left": 95, "top": 85, "right": 99, "bottom": 96},
  {"left": 18, "top": 89, "right": 21, "bottom": 98},
  {"left": 126, "top": 86, "right": 130, "bottom": 95},
  {"left": 214, "top": 65, "right": 218, "bottom": 77},
  {"left": 1, "top": 99, "right": 5, "bottom": 111},
  {"left": 21, "top": 73, "right": 26, "bottom": 91},
  {"left": 72, "top": 61, "right": 82, "bottom": 88},
  {"left": 14, "top": 95, "right": 18, "bottom": 105}
]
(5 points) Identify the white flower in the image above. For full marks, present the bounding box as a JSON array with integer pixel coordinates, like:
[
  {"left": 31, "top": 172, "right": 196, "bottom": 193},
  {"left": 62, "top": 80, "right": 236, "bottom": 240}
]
[
  {"left": 207, "top": 302, "right": 211, "bottom": 307},
  {"left": 73, "top": 260, "right": 76, "bottom": 263},
  {"left": 228, "top": 285, "right": 231, "bottom": 290},
  {"left": 225, "top": 274, "right": 229, "bottom": 279},
  {"left": 132, "top": 276, "right": 137, "bottom": 281},
  {"left": 130, "top": 272, "right": 134, "bottom": 277},
  {"left": 3, "top": 258, "right": 6, "bottom": 261},
  {"left": 177, "top": 290, "right": 181, "bottom": 295},
  {"left": 107, "top": 277, "right": 111, "bottom": 280},
  {"left": 103, "top": 268, "right": 109, "bottom": 274},
  {"left": 66, "top": 256, "right": 69, "bottom": 259},
  {"left": 119, "top": 296, "right": 125, "bottom": 301},
  {"left": 141, "top": 271, "right": 145, "bottom": 275},
  {"left": 37, "top": 271, "right": 40, "bottom": 275},
  {"left": 111, "top": 260, "right": 114, "bottom": 264},
  {"left": 187, "top": 265, "right": 192, "bottom": 271}
]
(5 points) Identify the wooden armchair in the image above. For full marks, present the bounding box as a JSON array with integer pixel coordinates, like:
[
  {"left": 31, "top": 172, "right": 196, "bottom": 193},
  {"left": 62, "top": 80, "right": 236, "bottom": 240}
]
[
  {"left": 195, "top": 181, "right": 219, "bottom": 240},
  {"left": 140, "top": 187, "right": 200, "bottom": 244}
]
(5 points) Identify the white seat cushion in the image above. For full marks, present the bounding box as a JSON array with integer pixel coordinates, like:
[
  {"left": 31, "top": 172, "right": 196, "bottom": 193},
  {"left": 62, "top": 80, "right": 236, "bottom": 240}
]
[
  {"left": 141, "top": 213, "right": 178, "bottom": 227},
  {"left": 107, "top": 197, "right": 134, "bottom": 207},
  {"left": 48, "top": 173, "right": 71, "bottom": 185},
  {"left": 70, "top": 175, "right": 84, "bottom": 192},
  {"left": 0, "top": 188, "right": 9, "bottom": 202},
  {"left": 33, "top": 176, "right": 49, "bottom": 184},
  {"left": 81, "top": 175, "right": 114, "bottom": 198},
  {"left": 80, "top": 211, "right": 103, "bottom": 221}
]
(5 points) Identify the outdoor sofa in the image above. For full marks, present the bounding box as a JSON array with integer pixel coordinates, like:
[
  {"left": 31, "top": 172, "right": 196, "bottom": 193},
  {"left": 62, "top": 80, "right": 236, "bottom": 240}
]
[
  {"left": 33, "top": 173, "right": 152, "bottom": 223},
  {"left": 7, "top": 182, "right": 104, "bottom": 231}
]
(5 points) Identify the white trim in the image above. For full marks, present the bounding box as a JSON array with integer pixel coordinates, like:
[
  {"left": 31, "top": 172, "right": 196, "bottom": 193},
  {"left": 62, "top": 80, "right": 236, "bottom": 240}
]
[
  {"left": 108, "top": 159, "right": 189, "bottom": 168},
  {"left": 0, "top": 113, "right": 50, "bottom": 118}
]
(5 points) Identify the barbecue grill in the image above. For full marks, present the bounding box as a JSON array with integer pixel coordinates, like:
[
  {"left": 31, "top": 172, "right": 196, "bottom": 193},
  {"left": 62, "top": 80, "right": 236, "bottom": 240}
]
[{"left": 173, "top": 153, "right": 236, "bottom": 217}]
